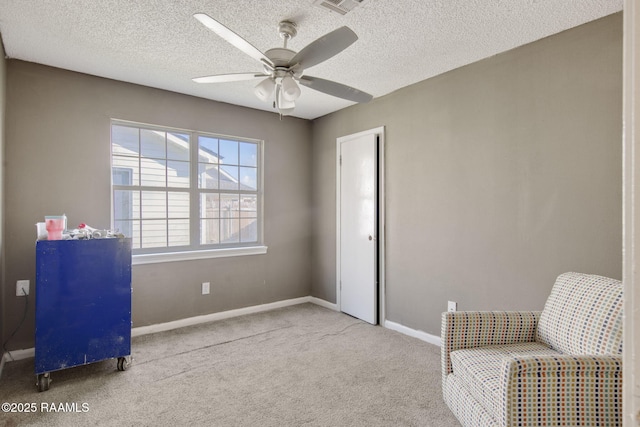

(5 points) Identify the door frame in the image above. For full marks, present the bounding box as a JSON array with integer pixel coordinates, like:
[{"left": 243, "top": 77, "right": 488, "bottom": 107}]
[
  {"left": 623, "top": 0, "right": 639, "bottom": 423},
  {"left": 336, "top": 126, "right": 386, "bottom": 324}
]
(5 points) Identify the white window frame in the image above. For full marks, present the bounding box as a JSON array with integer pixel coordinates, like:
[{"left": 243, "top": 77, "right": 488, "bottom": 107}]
[{"left": 110, "top": 119, "right": 267, "bottom": 264}]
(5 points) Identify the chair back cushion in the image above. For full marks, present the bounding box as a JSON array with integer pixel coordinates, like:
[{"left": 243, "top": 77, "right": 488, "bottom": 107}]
[{"left": 536, "top": 272, "right": 623, "bottom": 355}]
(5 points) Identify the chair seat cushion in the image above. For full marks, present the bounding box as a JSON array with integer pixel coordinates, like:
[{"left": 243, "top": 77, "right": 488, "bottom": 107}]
[{"left": 450, "top": 342, "right": 561, "bottom": 422}]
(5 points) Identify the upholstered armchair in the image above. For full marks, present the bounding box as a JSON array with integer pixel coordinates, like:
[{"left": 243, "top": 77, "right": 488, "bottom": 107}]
[{"left": 441, "top": 272, "right": 623, "bottom": 427}]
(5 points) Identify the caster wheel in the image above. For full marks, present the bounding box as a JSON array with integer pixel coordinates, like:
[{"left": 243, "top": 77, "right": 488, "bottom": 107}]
[
  {"left": 117, "top": 357, "right": 130, "bottom": 371},
  {"left": 37, "top": 373, "right": 51, "bottom": 392}
]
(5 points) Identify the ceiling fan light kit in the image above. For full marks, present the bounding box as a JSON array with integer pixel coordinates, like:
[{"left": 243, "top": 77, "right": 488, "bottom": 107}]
[
  {"left": 281, "top": 75, "right": 301, "bottom": 101},
  {"left": 192, "top": 13, "right": 372, "bottom": 118},
  {"left": 254, "top": 77, "right": 275, "bottom": 102},
  {"left": 276, "top": 87, "right": 296, "bottom": 116}
]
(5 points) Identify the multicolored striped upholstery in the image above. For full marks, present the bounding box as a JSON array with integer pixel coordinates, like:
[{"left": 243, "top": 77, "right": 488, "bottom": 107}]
[
  {"left": 441, "top": 311, "right": 541, "bottom": 383},
  {"left": 441, "top": 272, "right": 623, "bottom": 427},
  {"left": 536, "top": 272, "right": 623, "bottom": 355},
  {"left": 443, "top": 373, "right": 499, "bottom": 427},
  {"left": 451, "top": 342, "right": 561, "bottom": 423},
  {"left": 502, "top": 354, "right": 622, "bottom": 426}
]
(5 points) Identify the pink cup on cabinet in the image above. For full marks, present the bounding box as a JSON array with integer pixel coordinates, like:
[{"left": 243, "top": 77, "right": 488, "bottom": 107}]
[{"left": 45, "top": 216, "right": 65, "bottom": 240}]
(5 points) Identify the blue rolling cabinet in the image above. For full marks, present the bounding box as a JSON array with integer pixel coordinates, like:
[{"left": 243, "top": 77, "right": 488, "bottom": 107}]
[{"left": 35, "top": 238, "right": 132, "bottom": 392}]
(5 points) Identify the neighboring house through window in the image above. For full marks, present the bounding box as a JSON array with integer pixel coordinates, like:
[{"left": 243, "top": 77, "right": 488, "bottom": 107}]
[{"left": 110, "top": 120, "right": 263, "bottom": 259}]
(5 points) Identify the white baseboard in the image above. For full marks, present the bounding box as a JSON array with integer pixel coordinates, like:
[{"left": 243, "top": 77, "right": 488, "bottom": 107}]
[
  {"left": 0, "top": 295, "right": 340, "bottom": 374},
  {"left": 384, "top": 320, "right": 441, "bottom": 347},
  {"left": 1, "top": 347, "right": 36, "bottom": 375},
  {"left": 132, "top": 296, "right": 313, "bottom": 337},
  {"left": 309, "top": 296, "right": 338, "bottom": 311}
]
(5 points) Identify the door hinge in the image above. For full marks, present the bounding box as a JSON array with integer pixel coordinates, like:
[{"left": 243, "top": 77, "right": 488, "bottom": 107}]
[{"left": 339, "top": 155, "right": 342, "bottom": 166}]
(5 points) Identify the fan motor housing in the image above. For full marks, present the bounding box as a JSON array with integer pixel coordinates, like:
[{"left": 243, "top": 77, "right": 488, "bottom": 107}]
[{"left": 265, "top": 48, "right": 296, "bottom": 67}]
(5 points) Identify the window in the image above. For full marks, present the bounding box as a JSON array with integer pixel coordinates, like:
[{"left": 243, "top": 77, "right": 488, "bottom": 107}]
[{"left": 111, "top": 121, "right": 264, "bottom": 260}]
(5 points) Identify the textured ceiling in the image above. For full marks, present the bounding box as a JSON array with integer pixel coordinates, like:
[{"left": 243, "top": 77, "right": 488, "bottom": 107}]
[{"left": 0, "top": 0, "right": 623, "bottom": 119}]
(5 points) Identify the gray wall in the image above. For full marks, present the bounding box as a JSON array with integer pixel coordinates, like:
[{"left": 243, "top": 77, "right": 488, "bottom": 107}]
[
  {"left": 311, "top": 13, "right": 623, "bottom": 336},
  {"left": 3, "top": 62, "right": 312, "bottom": 349},
  {"left": 0, "top": 12, "right": 624, "bottom": 351}
]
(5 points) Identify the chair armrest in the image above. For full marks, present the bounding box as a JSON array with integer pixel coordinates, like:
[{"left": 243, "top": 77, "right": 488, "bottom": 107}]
[
  {"left": 441, "top": 311, "right": 541, "bottom": 379},
  {"left": 501, "top": 354, "right": 622, "bottom": 426}
]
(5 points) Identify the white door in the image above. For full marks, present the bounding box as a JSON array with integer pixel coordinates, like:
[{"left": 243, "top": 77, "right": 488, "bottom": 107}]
[{"left": 338, "top": 131, "right": 378, "bottom": 324}]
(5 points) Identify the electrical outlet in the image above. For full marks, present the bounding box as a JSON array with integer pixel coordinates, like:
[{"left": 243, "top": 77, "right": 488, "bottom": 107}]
[
  {"left": 16, "top": 280, "right": 30, "bottom": 296},
  {"left": 202, "top": 282, "right": 210, "bottom": 295},
  {"left": 447, "top": 301, "right": 457, "bottom": 312}
]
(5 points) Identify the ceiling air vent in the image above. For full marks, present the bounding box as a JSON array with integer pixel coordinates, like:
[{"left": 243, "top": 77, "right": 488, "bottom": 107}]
[{"left": 312, "top": 0, "right": 372, "bottom": 15}]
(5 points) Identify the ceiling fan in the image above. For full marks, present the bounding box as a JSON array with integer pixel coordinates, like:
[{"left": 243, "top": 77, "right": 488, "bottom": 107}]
[{"left": 192, "top": 13, "right": 373, "bottom": 117}]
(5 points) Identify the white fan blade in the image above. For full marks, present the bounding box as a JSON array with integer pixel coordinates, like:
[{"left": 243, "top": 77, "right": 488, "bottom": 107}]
[
  {"left": 194, "top": 13, "right": 273, "bottom": 68},
  {"left": 299, "top": 76, "right": 372, "bottom": 103},
  {"left": 289, "top": 26, "right": 358, "bottom": 70},
  {"left": 193, "top": 73, "right": 267, "bottom": 83}
]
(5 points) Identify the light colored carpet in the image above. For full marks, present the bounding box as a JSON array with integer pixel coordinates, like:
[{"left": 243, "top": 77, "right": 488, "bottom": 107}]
[{"left": 0, "top": 303, "right": 460, "bottom": 426}]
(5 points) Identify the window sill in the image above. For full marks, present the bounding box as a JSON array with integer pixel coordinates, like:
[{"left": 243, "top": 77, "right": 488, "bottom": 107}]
[{"left": 132, "top": 246, "right": 268, "bottom": 265}]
